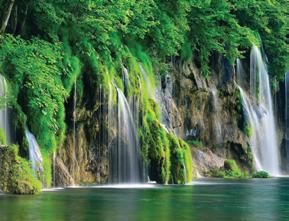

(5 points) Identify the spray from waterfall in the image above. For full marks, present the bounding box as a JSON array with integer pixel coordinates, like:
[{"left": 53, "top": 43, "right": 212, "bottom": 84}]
[
  {"left": 0, "top": 75, "right": 10, "bottom": 144},
  {"left": 236, "top": 46, "right": 280, "bottom": 176},
  {"left": 25, "top": 128, "right": 43, "bottom": 176}
]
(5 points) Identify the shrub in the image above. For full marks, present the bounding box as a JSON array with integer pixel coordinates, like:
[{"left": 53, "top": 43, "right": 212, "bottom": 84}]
[
  {"left": 252, "top": 171, "right": 269, "bottom": 178},
  {"left": 187, "top": 139, "right": 204, "bottom": 149}
]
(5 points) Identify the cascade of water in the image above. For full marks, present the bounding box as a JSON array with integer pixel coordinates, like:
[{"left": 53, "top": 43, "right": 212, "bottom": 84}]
[
  {"left": 210, "top": 87, "right": 222, "bottom": 144},
  {"left": 53, "top": 151, "right": 56, "bottom": 187},
  {"left": 109, "top": 83, "right": 141, "bottom": 183},
  {"left": 0, "top": 75, "right": 10, "bottom": 144},
  {"left": 285, "top": 72, "right": 289, "bottom": 170},
  {"left": 285, "top": 73, "right": 289, "bottom": 140},
  {"left": 237, "top": 46, "right": 280, "bottom": 175},
  {"left": 113, "top": 87, "right": 141, "bottom": 183},
  {"left": 236, "top": 58, "right": 246, "bottom": 89},
  {"left": 122, "top": 66, "right": 130, "bottom": 96},
  {"left": 25, "top": 128, "right": 43, "bottom": 175},
  {"left": 237, "top": 86, "right": 263, "bottom": 171},
  {"left": 72, "top": 78, "right": 77, "bottom": 178}
]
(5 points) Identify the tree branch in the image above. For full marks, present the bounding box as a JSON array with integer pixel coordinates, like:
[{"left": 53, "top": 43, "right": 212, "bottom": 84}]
[{"left": 0, "top": 0, "right": 16, "bottom": 34}]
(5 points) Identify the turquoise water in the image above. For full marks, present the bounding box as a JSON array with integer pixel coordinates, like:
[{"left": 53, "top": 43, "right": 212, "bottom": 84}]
[{"left": 1, "top": 178, "right": 289, "bottom": 221}]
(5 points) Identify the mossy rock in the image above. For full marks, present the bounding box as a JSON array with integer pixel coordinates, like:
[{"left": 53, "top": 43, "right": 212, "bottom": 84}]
[
  {"left": 224, "top": 159, "right": 242, "bottom": 178},
  {"left": 0, "top": 145, "right": 41, "bottom": 194}
]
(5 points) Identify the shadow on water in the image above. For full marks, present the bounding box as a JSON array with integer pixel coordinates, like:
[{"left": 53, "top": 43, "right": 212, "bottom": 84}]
[{"left": 1, "top": 179, "right": 289, "bottom": 221}]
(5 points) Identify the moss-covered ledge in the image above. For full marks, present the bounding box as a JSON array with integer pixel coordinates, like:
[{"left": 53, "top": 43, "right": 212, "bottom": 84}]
[{"left": 0, "top": 145, "right": 41, "bottom": 194}]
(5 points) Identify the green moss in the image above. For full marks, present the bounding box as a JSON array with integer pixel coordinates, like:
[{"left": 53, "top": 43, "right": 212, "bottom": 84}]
[
  {"left": 42, "top": 152, "right": 52, "bottom": 188},
  {"left": 182, "top": 141, "right": 193, "bottom": 183},
  {"left": 245, "top": 123, "right": 253, "bottom": 138},
  {"left": 168, "top": 132, "right": 186, "bottom": 184},
  {"left": 0, "top": 127, "right": 6, "bottom": 145},
  {"left": 140, "top": 113, "right": 171, "bottom": 184},
  {"left": 0, "top": 145, "right": 41, "bottom": 194}
]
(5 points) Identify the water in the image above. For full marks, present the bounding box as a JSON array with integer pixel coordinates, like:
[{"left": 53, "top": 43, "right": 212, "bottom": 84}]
[
  {"left": 122, "top": 66, "right": 130, "bottom": 96},
  {"left": 53, "top": 151, "right": 56, "bottom": 187},
  {"left": 285, "top": 72, "right": 289, "bottom": 170},
  {"left": 237, "top": 46, "right": 280, "bottom": 176},
  {"left": 285, "top": 73, "right": 289, "bottom": 140},
  {"left": 109, "top": 85, "right": 142, "bottom": 183},
  {"left": 236, "top": 58, "right": 247, "bottom": 89},
  {"left": 210, "top": 87, "right": 222, "bottom": 144},
  {"left": 0, "top": 74, "right": 10, "bottom": 144},
  {"left": 25, "top": 128, "right": 43, "bottom": 175},
  {"left": 1, "top": 178, "right": 289, "bottom": 221},
  {"left": 72, "top": 78, "right": 77, "bottom": 178}
]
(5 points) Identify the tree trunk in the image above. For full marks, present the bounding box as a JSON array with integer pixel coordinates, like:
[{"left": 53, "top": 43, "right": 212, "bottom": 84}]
[{"left": 0, "top": 0, "right": 16, "bottom": 34}]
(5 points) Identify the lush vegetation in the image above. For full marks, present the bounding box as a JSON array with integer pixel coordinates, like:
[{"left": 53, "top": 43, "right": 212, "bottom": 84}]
[
  {"left": 252, "top": 171, "right": 270, "bottom": 178},
  {"left": 0, "top": 0, "right": 288, "bottom": 188},
  {"left": 0, "top": 145, "right": 41, "bottom": 194},
  {"left": 210, "top": 159, "right": 250, "bottom": 178}
]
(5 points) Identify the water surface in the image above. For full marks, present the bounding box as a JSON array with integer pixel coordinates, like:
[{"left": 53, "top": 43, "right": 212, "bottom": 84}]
[{"left": 1, "top": 178, "right": 289, "bottom": 221}]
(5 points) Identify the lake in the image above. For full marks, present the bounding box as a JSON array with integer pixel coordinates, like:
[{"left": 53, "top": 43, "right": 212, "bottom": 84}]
[{"left": 1, "top": 178, "right": 289, "bottom": 221}]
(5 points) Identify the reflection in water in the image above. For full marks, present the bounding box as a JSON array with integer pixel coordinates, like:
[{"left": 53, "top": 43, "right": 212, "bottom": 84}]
[{"left": 1, "top": 179, "right": 289, "bottom": 221}]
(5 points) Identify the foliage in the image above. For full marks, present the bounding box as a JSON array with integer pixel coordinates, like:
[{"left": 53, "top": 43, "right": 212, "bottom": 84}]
[
  {"left": 0, "top": 35, "right": 71, "bottom": 153},
  {"left": 210, "top": 159, "right": 249, "bottom": 178},
  {"left": 209, "top": 167, "right": 226, "bottom": 178},
  {"left": 252, "top": 171, "right": 269, "bottom": 178}
]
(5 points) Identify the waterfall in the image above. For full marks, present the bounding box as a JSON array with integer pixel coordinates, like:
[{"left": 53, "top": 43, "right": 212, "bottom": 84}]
[
  {"left": 72, "top": 78, "right": 77, "bottom": 179},
  {"left": 285, "top": 72, "right": 289, "bottom": 140},
  {"left": 236, "top": 58, "right": 247, "bottom": 89},
  {"left": 210, "top": 87, "right": 222, "bottom": 144},
  {"left": 25, "top": 128, "right": 43, "bottom": 175},
  {"left": 122, "top": 66, "right": 130, "bottom": 96},
  {"left": 53, "top": 151, "right": 56, "bottom": 187},
  {"left": 109, "top": 84, "right": 142, "bottom": 183},
  {"left": 236, "top": 46, "right": 280, "bottom": 176},
  {"left": 285, "top": 72, "right": 289, "bottom": 170},
  {"left": 0, "top": 75, "right": 10, "bottom": 144}
]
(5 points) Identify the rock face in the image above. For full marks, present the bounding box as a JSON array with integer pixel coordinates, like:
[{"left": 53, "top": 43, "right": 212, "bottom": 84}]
[
  {"left": 155, "top": 59, "right": 253, "bottom": 175},
  {"left": 56, "top": 57, "right": 255, "bottom": 185},
  {"left": 0, "top": 145, "right": 41, "bottom": 194},
  {"left": 55, "top": 87, "right": 110, "bottom": 186},
  {"left": 192, "top": 147, "right": 225, "bottom": 177}
]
